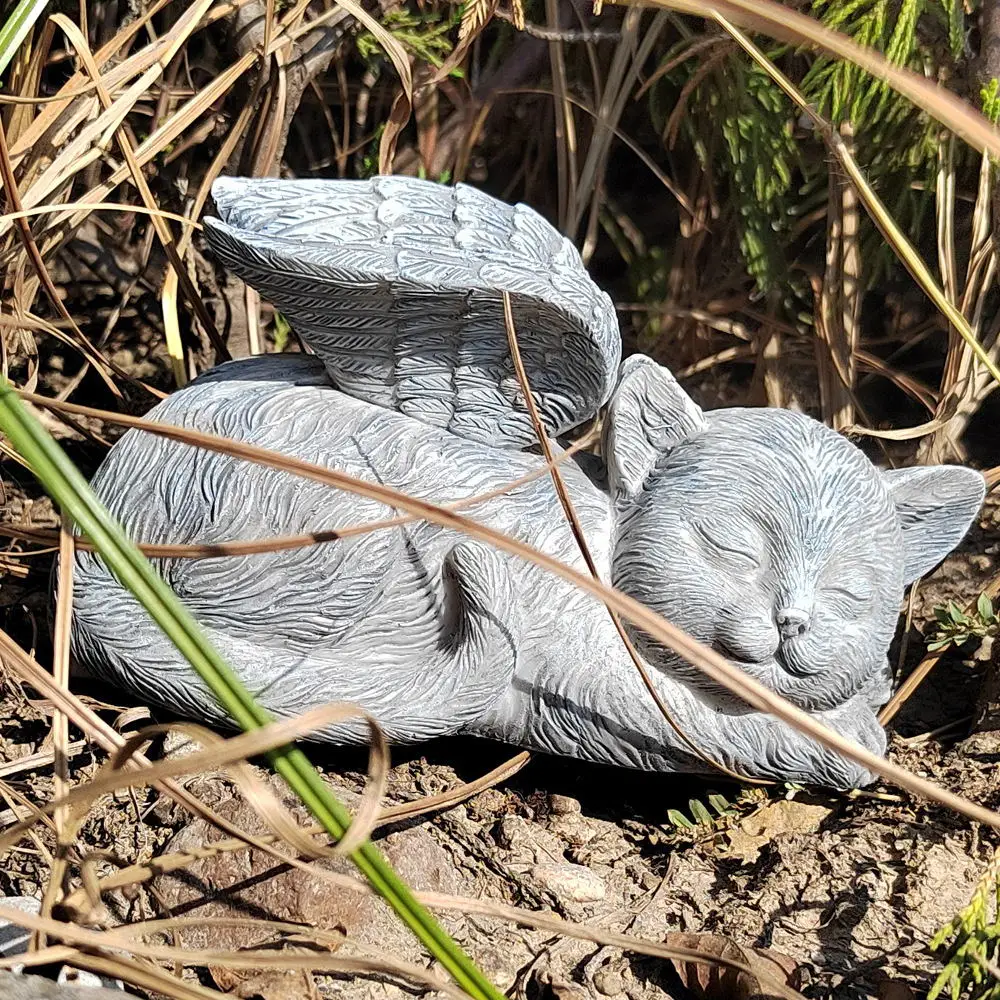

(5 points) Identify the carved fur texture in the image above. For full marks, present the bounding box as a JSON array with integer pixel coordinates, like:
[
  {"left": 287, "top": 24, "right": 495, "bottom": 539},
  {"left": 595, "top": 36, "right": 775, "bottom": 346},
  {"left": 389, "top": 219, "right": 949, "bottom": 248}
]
[{"left": 68, "top": 177, "right": 987, "bottom": 790}]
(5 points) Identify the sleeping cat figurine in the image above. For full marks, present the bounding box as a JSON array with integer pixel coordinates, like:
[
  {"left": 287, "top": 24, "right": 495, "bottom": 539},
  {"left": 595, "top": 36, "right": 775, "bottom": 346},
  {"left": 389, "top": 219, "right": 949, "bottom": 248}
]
[{"left": 69, "top": 176, "right": 985, "bottom": 789}]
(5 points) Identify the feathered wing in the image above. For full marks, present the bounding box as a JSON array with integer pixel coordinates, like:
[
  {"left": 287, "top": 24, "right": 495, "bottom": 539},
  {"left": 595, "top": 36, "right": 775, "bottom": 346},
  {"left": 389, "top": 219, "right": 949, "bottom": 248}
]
[{"left": 204, "top": 175, "right": 621, "bottom": 449}]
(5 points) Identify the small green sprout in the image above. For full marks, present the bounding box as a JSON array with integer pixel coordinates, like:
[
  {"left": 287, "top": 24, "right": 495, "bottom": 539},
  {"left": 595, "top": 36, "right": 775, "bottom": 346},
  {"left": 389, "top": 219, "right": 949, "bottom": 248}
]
[
  {"left": 272, "top": 311, "right": 292, "bottom": 354},
  {"left": 930, "top": 850, "right": 1000, "bottom": 1000},
  {"left": 928, "top": 594, "right": 998, "bottom": 653},
  {"left": 663, "top": 791, "right": 754, "bottom": 834},
  {"left": 982, "top": 78, "right": 1000, "bottom": 127}
]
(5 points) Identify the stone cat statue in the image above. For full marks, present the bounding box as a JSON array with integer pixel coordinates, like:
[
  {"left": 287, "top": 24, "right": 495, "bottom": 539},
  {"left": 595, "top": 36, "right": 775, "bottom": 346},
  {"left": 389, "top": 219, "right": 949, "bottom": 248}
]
[{"left": 69, "top": 176, "right": 986, "bottom": 789}]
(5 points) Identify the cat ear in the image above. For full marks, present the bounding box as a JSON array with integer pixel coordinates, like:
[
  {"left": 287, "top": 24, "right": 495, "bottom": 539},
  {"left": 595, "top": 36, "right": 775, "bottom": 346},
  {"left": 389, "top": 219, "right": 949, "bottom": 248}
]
[
  {"left": 604, "top": 355, "right": 706, "bottom": 497},
  {"left": 882, "top": 465, "right": 986, "bottom": 583}
]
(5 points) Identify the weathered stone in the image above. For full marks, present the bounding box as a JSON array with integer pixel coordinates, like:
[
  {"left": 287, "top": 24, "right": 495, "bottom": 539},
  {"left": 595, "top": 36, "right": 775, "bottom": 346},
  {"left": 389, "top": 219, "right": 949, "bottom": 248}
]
[
  {"left": 548, "top": 795, "right": 581, "bottom": 816},
  {"left": 529, "top": 863, "right": 606, "bottom": 904},
  {"left": 592, "top": 960, "right": 627, "bottom": 997},
  {"left": 154, "top": 772, "right": 469, "bottom": 1000}
]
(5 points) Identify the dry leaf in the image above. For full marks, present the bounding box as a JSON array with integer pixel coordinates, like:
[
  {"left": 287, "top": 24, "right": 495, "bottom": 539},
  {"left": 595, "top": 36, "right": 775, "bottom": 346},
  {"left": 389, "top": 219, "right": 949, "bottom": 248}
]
[
  {"left": 664, "top": 932, "right": 802, "bottom": 1000},
  {"left": 211, "top": 967, "right": 319, "bottom": 1000},
  {"left": 723, "top": 800, "right": 832, "bottom": 864}
]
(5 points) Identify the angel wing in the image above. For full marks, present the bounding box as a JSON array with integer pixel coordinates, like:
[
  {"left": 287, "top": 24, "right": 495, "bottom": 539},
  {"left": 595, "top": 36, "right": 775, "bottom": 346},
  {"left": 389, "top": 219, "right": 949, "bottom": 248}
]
[{"left": 204, "top": 175, "right": 621, "bottom": 449}]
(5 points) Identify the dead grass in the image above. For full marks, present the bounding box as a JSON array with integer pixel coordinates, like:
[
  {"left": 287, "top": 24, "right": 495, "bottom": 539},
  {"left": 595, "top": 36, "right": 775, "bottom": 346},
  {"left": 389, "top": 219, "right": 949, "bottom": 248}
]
[{"left": 1, "top": 0, "right": 1000, "bottom": 996}]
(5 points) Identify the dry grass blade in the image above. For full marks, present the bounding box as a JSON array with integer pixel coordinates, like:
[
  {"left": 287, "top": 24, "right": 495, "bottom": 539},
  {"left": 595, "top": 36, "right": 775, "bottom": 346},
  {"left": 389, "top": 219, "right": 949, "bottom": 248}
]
[
  {"left": 0, "top": 740, "right": 88, "bottom": 780},
  {"left": 855, "top": 351, "right": 937, "bottom": 412},
  {"left": 0, "top": 115, "right": 124, "bottom": 399},
  {"left": 19, "top": 389, "right": 1000, "bottom": 830},
  {"left": 20, "top": 50, "right": 255, "bottom": 249},
  {"left": 546, "top": 0, "right": 577, "bottom": 233},
  {"left": 59, "top": 751, "right": 531, "bottom": 913},
  {"left": 4, "top": 0, "right": 221, "bottom": 203},
  {"left": 34, "top": 518, "right": 77, "bottom": 950},
  {"left": 162, "top": 268, "right": 188, "bottom": 388},
  {"left": 459, "top": 0, "right": 492, "bottom": 41},
  {"left": 323, "top": 0, "right": 411, "bottom": 173},
  {"left": 570, "top": 9, "right": 669, "bottom": 245},
  {"left": 711, "top": 13, "right": 1000, "bottom": 400},
  {"left": 0, "top": 81, "right": 104, "bottom": 103},
  {"left": 502, "top": 86, "right": 694, "bottom": 214},
  {"left": 8, "top": 24, "right": 155, "bottom": 166},
  {"left": 0, "top": 428, "right": 597, "bottom": 560},
  {"left": 920, "top": 147, "right": 1000, "bottom": 461},
  {"left": 0, "top": 703, "right": 387, "bottom": 858},
  {"left": 0, "top": 315, "right": 164, "bottom": 400},
  {"left": 634, "top": 0, "right": 1000, "bottom": 162},
  {"left": 0, "top": 629, "right": 378, "bottom": 913},
  {"left": 1, "top": 945, "right": 82, "bottom": 971},
  {"left": 814, "top": 124, "right": 860, "bottom": 431},
  {"left": 502, "top": 293, "right": 753, "bottom": 783},
  {"left": 63, "top": 951, "right": 229, "bottom": 1000},
  {"left": 0, "top": 906, "right": 467, "bottom": 1000},
  {"left": 49, "top": 13, "right": 228, "bottom": 364},
  {"left": 103, "top": 915, "right": 345, "bottom": 949},
  {"left": 0, "top": 203, "right": 201, "bottom": 228}
]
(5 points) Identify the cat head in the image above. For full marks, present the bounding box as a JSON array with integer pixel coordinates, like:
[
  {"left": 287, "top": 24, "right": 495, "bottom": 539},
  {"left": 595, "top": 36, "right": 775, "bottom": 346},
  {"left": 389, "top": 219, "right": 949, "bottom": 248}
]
[{"left": 605, "top": 355, "right": 986, "bottom": 712}]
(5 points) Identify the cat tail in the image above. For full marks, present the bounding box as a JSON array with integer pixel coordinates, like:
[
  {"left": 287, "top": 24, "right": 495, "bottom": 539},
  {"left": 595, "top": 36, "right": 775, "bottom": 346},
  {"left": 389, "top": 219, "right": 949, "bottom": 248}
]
[{"left": 204, "top": 175, "right": 621, "bottom": 450}]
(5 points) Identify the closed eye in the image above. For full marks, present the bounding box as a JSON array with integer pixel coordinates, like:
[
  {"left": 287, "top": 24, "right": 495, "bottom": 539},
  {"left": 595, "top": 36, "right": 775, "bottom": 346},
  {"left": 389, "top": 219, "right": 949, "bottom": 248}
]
[
  {"left": 823, "top": 583, "right": 873, "bottom": 605},
  {"left": 693, "top": 522, "right": 762, "bottom": 570}
]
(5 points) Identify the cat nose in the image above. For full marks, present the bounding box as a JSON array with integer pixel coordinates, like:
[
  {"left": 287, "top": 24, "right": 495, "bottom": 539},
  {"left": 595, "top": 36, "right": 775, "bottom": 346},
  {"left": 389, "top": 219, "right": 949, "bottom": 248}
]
[{"left": 776, "top": 607, "right": 810, "bottom": 639}]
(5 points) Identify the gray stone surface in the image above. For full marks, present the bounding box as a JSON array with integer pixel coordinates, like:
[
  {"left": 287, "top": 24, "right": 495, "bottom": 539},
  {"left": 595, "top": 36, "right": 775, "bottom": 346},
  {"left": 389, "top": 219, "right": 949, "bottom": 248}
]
[
  {"left": 70, "top": 176, "right": 986, "bottom": 789},
  {"left": 0, "top": 973, "right": 126, "bottom": 1000}
]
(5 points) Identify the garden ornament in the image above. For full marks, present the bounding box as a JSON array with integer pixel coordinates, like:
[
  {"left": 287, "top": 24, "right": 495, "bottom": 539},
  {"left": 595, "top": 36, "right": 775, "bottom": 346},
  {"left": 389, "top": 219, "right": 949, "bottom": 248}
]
[{"left": 70, "top": 176, "right": 986, "bottom": 789}]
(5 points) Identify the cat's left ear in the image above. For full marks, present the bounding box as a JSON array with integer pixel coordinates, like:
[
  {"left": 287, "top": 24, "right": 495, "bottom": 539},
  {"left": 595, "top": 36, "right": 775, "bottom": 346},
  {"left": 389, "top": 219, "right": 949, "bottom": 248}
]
[
  {"left": 883, "top": 465, "right": 986, "bottom": 582},
  {"left": 604, "top": 355, "right": 706, "bottom": 497}
]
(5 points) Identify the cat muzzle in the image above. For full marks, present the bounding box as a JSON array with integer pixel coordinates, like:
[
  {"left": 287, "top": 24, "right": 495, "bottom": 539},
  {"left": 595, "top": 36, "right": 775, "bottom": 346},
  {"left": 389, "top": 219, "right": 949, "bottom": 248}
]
[{"left": 776, "top": 607, "right": 810, "bottom": 639}]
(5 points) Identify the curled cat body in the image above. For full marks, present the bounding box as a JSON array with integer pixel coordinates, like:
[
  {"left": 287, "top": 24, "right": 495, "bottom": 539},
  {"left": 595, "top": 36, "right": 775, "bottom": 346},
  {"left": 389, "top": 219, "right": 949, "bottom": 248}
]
[{"left": 69, "top": 176, "right": 986, "bottom": 789}]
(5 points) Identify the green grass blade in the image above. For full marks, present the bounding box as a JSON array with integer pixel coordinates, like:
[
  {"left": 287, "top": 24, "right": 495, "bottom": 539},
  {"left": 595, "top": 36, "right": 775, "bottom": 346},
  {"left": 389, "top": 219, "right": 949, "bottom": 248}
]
[
  {"left": 0, "top": 377, "right": 505, "bottom": 1000},
  {"left": 0, "top": 0, "right": 49, "bottom": 78},
  {"left": 714, "top": 12, "right": 1000, "bottom": 390}
]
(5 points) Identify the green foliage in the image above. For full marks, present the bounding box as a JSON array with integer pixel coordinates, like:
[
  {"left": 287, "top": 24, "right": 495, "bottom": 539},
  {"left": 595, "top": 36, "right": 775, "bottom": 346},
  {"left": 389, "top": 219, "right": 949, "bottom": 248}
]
[
  {"left": 666, "top": 792, "right": 740, "bottom": 831},
  {"left": 661, "top": 787, "right": 783, "bottom": 837},
  {"left": 802, "top": 0, "right": 924, "bottom": 124},
  {"left": 272, "top": 311, "right": 291, "bottom": 353},
  {"left": 645, "top": 0, "right": 971, "bottom": 303},
  {"left": 939, "top": 0, "right": 965, "bottom": 59},
  {"left": 627, "top": 245, "right": 670, "bottom": 350},
  {"left": 718, "top": 60, "right": 799, "bottom": 289},
  {"left": 358, "top": 122, "right": 386, "bottom": 179},
  {"left": 649, "top": 42, "right": 800, "bottom": 291},
  {"left": 928, "top": 594, "right": 999, "bottom": 652},
  {"left": 417, "top": 165, "right": 454, "bottom": 183},
  {"left": 930, "top": 851, "right": 1000, "bottom": 1000},
  {"left": 357, "top": 5, "right": 460, "bottom": 68},
  {"left": 808, "top": 0, "right": 967, "bottom": 268},
  {"left": 0, "top": 0, "right": 49, "bottom": 79},
  {"left": 982, "top": 79, "right": 1000, "bottom": 126}
]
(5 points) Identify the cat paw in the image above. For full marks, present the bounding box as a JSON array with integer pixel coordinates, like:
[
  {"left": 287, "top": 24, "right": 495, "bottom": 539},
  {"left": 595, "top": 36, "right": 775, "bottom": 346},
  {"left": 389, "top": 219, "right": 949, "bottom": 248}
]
[
  {"left": 721, "top": 701, "right": 886, "bottom": 789},
  {"left": 787, "top": 702, "right": 886, "bottom": 790}
]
